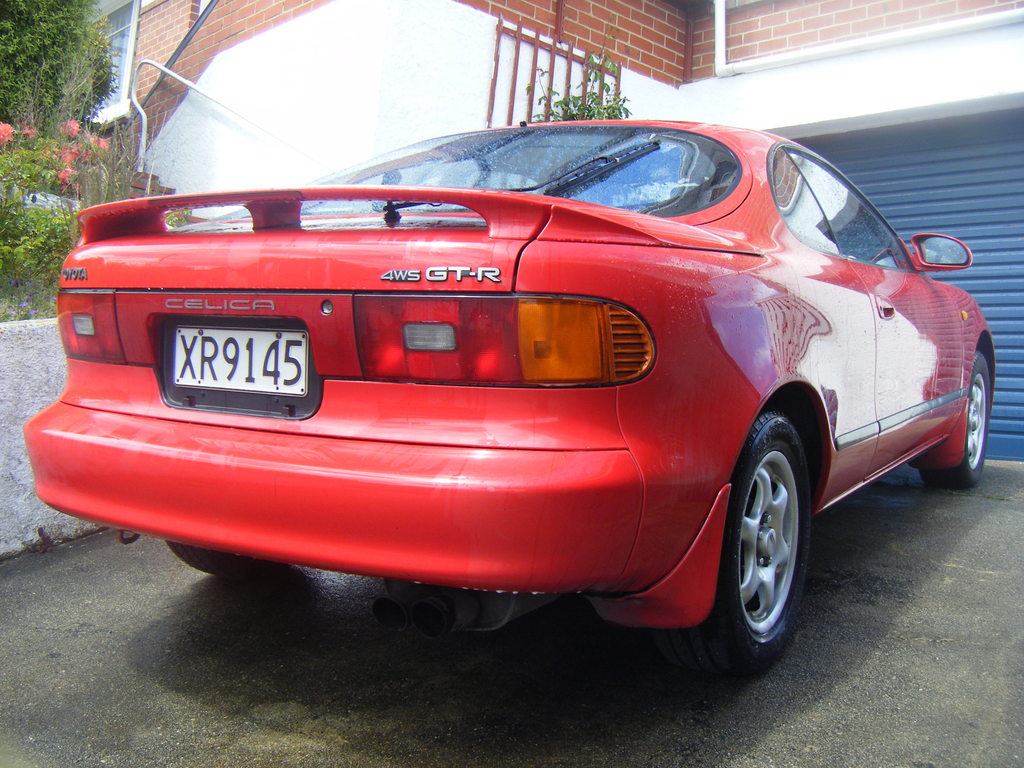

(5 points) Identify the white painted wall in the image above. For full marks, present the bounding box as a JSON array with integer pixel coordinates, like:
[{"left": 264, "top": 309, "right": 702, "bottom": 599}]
[
  {"left": 0, "top": 320, "right": 98, "bottom": 558},
  {"left": 144, "top": 0, "right": 690, "bottom": 193},
  {"left": 144, "top": 1, "right": 1023, "bottom": 193},
  {"left": 147, "top": 0, "right": 499, "bottom": 192},
  {"left": 667, "top": 21, "right": 1024, "bottom": 137},
  {"left": 618, "top": 67, "right": 682, "bottom": 121}
]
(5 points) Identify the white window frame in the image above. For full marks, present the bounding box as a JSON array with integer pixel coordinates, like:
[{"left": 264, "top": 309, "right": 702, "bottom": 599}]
[{"left": 94, "top": 0, "right": 142, "bottom": 123}]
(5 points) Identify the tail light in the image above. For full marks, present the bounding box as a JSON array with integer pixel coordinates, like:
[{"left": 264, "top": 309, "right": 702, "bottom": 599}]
[
  {"left": 354, "top": 295, "right": 653, "bottom": 386},
  {"left": 57, "top": 291, "right": 126, "bottom": 363}
]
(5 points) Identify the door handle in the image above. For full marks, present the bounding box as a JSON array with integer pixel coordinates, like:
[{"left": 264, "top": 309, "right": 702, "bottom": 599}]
[{"left": 876, "top": 297, "right": 896, "bottom": 320}]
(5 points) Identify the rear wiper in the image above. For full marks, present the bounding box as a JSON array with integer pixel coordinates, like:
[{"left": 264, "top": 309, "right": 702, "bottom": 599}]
[
  {"left": 512, "top": 140, "right": 661, "bottom": 196},
  {"left": 381, "top": 200, "right": 441, "bottom": 225}
]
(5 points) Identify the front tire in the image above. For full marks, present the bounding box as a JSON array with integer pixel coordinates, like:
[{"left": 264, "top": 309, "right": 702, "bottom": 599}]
[
  {"left": 919, "top": 352, "right": 991, "bottom": 490},
  {"left": 166, "top": 541, "right": 291, "bottom": 581},
  {"left": 655, "top": 411, "right": 811, "bottom": 674}
]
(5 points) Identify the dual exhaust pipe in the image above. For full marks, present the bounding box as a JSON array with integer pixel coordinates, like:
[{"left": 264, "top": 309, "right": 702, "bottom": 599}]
[
  {"left": 372, "top": 581, "right": 556, "bottom": 637},
  {"left": 373, "top": 591, "right": 481, "bottom": 638}
]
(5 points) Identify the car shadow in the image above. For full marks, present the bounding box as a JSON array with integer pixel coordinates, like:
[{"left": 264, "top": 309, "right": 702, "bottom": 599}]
[{"left": 125, "top": 466, "right": 1005, "bottom": 767}]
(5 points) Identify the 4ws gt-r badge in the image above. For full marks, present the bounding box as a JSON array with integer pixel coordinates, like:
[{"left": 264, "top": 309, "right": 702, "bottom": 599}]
[{"left": 380, "top": 266, "right": 501, "bottom": 283}]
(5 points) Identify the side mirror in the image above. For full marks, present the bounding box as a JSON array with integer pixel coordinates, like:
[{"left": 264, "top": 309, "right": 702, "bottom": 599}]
[{"left": 908, "top": 233, "right": 972, "bottom": 271}]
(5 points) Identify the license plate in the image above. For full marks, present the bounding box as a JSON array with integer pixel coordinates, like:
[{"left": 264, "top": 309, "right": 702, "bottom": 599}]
[{"left": 173, "top": 327, "right": 308, "bottom": 396}]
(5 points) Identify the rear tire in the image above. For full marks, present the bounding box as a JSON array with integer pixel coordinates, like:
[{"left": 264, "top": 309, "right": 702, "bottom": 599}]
[
  {"left": 655, "top": 411, "right": 811, "bottom": 674},
  {"left": 166, "top": 541, "right": 290, "bottom": 581},
  {"left": 919, "top": 352, "right": 990, "bottom": 490}
]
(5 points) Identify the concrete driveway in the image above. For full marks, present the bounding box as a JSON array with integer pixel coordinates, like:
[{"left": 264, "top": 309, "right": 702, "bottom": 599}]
[{"left": 1, "top": 462, "right": 1021, "bottom": 768}]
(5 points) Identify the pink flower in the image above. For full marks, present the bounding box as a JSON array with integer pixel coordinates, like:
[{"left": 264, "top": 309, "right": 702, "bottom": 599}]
[
  {"left": 87, "top": 133, "right": 110, "bottom": 151},
  {"left": 0, "top": 122, "right": 14, "bottom": 145},
  {"left": 21, "top": 125, "right": 38, "bottom": 140},
  {"left": 57, "top": 167, "right": 76, "bottom": 187},
  {"left": 62, "top": 119, "right": 81, "bottom": 138},
  {"left": 61, "top": 146, "right": 82, "bottom": 164}
]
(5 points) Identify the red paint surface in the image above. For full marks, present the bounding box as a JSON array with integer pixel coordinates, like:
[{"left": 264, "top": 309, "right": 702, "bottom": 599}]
[{"left": 25, "top": 122, "right": 990, "bottom": 627}]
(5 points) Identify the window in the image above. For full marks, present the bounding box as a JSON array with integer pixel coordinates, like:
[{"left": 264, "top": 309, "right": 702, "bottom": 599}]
[
  {"left": 95, "top": 0, "right": 140, "bottom": 121},
  {"left": 770, "top": 149, "right": 839, "bottom": 256},
  {"left": 323, "top": 126, "right": 741, "bottom": 219},
  {"left": 563, "top": 136, "right": 739, "bottom": 216},
  {"left": 770, "top": 147, "right": 908, "bottom": 269}
]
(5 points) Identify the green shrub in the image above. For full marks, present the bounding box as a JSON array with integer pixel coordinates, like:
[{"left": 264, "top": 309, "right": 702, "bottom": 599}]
[
  {"left": 0, "top": 1, "right": 121, "bottom": 321},
  {"left": 0, "top": 198, "right": 72, "bottom": 321},
  {"left": 0, "top": 0, "right": 113, "bottom": 127},
  {"left": 0, "top": 120, "right": 127, "bottom": 320},
  {"left": 0, "top": 204, "right": 75, "bottom": 281},
  {"left": 532, "top": 52, "right": 631, "bottom": 122}
]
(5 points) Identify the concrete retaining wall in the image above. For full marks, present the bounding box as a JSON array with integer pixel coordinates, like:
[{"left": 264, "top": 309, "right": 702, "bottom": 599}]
[{"left": 0, "top": 319, "right": 99, "bottom": 558}]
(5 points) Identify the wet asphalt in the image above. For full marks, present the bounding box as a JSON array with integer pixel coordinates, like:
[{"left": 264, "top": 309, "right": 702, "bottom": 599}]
[{"left": 0, "top": 461, "right": 1021, "bottom": 768}]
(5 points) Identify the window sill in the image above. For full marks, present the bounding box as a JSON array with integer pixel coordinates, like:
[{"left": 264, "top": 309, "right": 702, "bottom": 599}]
[{"left": 95, "top": 100, "right": 132, "bottom": 125}]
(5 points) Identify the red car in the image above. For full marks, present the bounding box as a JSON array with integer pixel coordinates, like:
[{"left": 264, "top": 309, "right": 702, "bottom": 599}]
[{"left": 25, "top": 121, "right": 992, "bottom": 674}]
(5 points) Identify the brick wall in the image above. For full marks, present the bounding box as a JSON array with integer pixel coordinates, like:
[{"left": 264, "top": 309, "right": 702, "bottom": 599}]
[
  {"left": 456, "top": 1, "right": 691, "bottom": 84},
  {"left": 134, "top": 0, "right": 196, "bottom": 98},
  {"left": 690, "top": 0, "right": 1024, "bottom": 79},
  {"left": 131, "top": 0, "right": 1022, "bottom": 138}
]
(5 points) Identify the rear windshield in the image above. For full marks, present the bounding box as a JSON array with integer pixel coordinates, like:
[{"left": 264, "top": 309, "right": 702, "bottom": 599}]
[{"left": 317, "top": 125, "right": 741, "bottom": 218}]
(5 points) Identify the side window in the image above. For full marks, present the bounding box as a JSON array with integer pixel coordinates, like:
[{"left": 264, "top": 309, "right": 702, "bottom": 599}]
[
  {"left": 786, "top": 151, "right": 908, "bottom": 269},
  {"left": 770, "top": 149, "right": 840, "bottom": 256}
]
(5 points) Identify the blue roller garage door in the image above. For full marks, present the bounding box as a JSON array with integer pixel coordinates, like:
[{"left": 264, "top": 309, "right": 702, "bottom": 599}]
[{"left": 802, "top": 108, "right": 1024, "bottom": 461}]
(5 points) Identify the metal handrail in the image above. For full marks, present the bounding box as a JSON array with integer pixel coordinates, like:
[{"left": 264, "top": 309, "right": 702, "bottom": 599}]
[
  {"left": 140, "top": 0, "right": 221, "bottom": 110},
  {"left": 129, "top": 58, "right": 325, "bottom": 187}
]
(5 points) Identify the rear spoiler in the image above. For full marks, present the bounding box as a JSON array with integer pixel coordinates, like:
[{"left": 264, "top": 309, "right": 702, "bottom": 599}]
[{"left": 77, "top": 186, "right": 757, "bottom": 255}]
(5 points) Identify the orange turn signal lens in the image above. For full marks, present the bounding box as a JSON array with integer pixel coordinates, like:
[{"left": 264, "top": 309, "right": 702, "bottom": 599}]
[
  {"left": 518, "top": 298, "right": 653, "bottom": 384},
  {"left": 519, "top": 299, "right": 603, "bottom": 383}
]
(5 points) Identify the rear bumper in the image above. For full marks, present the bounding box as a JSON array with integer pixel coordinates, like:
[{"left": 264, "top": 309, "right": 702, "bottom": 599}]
[{"left": 25, "top": 402, "right": 643, "bottom": 593}]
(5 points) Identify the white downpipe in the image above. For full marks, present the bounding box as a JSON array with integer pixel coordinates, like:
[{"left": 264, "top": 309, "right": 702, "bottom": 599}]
[{"left": 714, "top": 2, "right": 1024, "bottom": 77}]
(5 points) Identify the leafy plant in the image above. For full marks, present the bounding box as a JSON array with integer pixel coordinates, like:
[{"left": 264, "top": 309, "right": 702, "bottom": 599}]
[
  {"left": 75, "top": 121, "right": 138, "bottom": 212},
  {"left": 0, "top": 0, "right": 113, "bottom": 128},
  {"left": 0, "top": 119, "right": 135, "bottom": 317},
  {"left": 532, "top": 52, "right": 631, "bottom": 122},
  {"left": 0, "top": 2, "right": 124, "bottom": 322},
  {"left": 0, "top": 204, "right": 75, "bottom": 279},
  {"left": 0, "top": 275, "right": 58, "bottom": 322}
]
